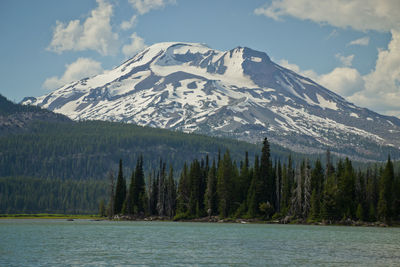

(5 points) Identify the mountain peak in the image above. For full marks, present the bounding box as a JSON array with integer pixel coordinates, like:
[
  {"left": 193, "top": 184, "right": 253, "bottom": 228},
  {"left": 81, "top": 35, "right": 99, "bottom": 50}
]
[{"left": 22, "top": 43, "right": 400, "bottom": 160}]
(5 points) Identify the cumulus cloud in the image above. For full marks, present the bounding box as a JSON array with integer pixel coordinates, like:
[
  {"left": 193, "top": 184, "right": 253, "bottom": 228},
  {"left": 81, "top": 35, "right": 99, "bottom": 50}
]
[
  {"left": 128, "top": 0, "right": 176, "bottom": 15},
  {"left": 43, "top": 58, "right": 103, "bottom": 90},
  {"left": 348, "top": 36, "right": 370, "bottom": 46},
  {"left": 47, "top": 0, "right": 119, "bottom": 56},
  {"left": 280, "top": 59, "right": 363, "bottom": 97},
  {"left": 319, "top": 67, "right": 364, "bottom": 97},
  {"left": 257, "top": 0, "right": 400, "bottom": 117},
  {"left": 279, "top": 31, "right": 400, "bottom": 116},
  {"left": 122, "top": 33, "right": 147, "bottom": 56},
  {"left": 279, "top": 59, "right": 318, "bottom": 80},
  {"left": 349, "top": 30, "right": 400, "bottom": 115},
  {"left": 121, "top": 15, "right": 137, "bottom": 31},
  {"left": 254, "top": 0, "right": 400, "bottom": 32},
  {"left": 335, "top": 53, "right": 354, "bottom": 67}
]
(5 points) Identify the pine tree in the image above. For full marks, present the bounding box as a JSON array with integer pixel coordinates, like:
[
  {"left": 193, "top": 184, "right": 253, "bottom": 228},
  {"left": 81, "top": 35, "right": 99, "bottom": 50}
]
[
  {"left": 157, "top": 160, "right": 167, "bottom": 216},
  {"left": 247, "top": 155, "right": 260, "bottom": 217},
  {"left": 321, "top": 174, "right": 338, "bottom": 221},
  {"left": 114, "top": 159, "right": 126, "bottom": 215},
  {"left": 337, "top": 158, "right": 356, "bottom": 219},
  {"left": 260, "top": 138, "right": 275, "bottom": 211},
  {"left": 303, "top": 159, "right": 311, "bottom": 218},
  {"left": 125, "top": 169, "right": 136, "bottom": 215},
  {"left": 107, "top": 171, "right": 115, "bottom": 218},
  {"left": 205, "top": 159, "right": 218, "bottom": 216},
  {"left": 377, "top": 156, "right": 395, "bottom": 221},
  {"left": 276, "top": 159, "right": 282, "bottom": 213},
  {"left": 281, "top": 156, "right": 294, "bottom": 214},
  {"left": 188, "top": 159, "right": 203, "bottom": 217},
  {"left": 366, "top": 167, "right": 378, "bottom": 221},
  {"left": 217, "top": 150, "right": 234, "bottom": 218},
  {"left": 176, "top": 163, "right": 190, "bottom": 215},
  {"left": 237, "top": 152, "right": 250, "bottom": 205},
  {"left": 166, "top": 166, "right": 176, "bottom": 218},
  {"left": 290, "top": 164, "right": 302, "bottom": 217},
  {"left": 309, "top": 160, "right": 323, "bottom": 219},
  {"left": 147, "top": 171, "right": 157, "bottom": 215}
]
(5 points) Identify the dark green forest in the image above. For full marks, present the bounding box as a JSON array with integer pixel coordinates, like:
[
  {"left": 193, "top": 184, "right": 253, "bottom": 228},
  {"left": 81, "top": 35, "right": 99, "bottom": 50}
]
[
  {"left": 0, "top": 120, "right": 306, "bottom": 180},
  {"left": 0, "top": 177, "right": 107, "bottom": 214},
  {"left": 107, "top": 138, "right": 400, "bottom": 224}
]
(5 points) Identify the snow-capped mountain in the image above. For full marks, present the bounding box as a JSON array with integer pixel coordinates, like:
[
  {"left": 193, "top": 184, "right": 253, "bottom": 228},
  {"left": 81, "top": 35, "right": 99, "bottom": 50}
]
[{"left": 23, "top": 42, "right": 400, "bottom": 160}]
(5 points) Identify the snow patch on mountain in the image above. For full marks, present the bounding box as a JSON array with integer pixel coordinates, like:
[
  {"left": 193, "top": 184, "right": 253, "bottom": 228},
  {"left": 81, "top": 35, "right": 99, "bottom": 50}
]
[{"left": 22, "top": 42, "right": 400, "bottom": 160}]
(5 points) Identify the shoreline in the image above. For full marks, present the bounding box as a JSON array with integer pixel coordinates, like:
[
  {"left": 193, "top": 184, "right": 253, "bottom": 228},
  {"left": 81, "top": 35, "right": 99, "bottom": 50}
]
[
  {"left": 1, "top": 214, "right": 398, "bottom": 227},
  {"left": 0, "top": 214, "right": 102, "bottom": 220}
]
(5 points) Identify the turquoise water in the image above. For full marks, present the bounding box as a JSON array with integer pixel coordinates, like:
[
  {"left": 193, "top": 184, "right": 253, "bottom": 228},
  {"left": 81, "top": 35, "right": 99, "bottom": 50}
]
[{"left": 0, "top": 220, "right": 399, "bottom": 266}]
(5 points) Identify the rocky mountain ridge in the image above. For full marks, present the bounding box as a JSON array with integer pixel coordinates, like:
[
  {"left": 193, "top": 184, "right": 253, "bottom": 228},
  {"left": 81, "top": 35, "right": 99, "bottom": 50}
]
[{"left": 22, "top": 42, "right": 400, "bottom": 160}]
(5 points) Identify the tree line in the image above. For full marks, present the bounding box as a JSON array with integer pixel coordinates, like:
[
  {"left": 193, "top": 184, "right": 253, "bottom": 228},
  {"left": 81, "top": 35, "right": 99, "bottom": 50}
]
[
  {"left": 108, "top": 138, "right": 400, "bottom": 223},
  {"left": 0, "top": 177, "right": 107, "bottom": 214}
]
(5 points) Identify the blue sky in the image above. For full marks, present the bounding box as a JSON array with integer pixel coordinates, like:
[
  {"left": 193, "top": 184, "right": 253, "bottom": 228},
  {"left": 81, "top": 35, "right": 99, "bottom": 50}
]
[{"left": 1, "top": 0, "right": 399, "bottom": 117}]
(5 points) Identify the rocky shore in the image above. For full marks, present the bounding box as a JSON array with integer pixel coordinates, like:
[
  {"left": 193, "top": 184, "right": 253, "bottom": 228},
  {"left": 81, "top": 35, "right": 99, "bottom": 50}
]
[{"left": 110, "top": 214, "right": 393, "bottom": 227}]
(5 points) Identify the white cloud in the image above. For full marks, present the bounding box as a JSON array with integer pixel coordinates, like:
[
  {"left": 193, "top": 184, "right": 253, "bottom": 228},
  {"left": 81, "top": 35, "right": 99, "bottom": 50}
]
[
  {"left": 121, "top": 15, "right": 137, "bottom": 31},
  {"left": 319, "top": 67, "right": 364, "bottom": 97},
  {"left": 128, "top": 0, "right": 176, "bottom": 15},
  {"left": 349, "top": 30, "right": 400, "bottom": 115},
  {"left": 348, "top": 36, "right": 370, "bottom": 46},
  {"left": 254, "top": 0, "right": 400, "bottom": 32},
  {"left": 47, "top": 0, "right": 119, "bottom": 56},
  {"left": 43, "top": 58, "right": 103, "bottom": 90},
  {"left": 122, "top": 33, "right": 147, "bottom": 56},
  {"left": 279, "top": 59, "right": 319, "bottom": 80},
  {"left": 256, "top": 0, "right": 400, "bottom": 117},
  {"left": 280, "top": 59, "right": 363, "bottom": 97},
  {"left": 335, "top": 53, "right": 354, "bottom": 67},
  {"left": 279, "top": 31, "right": 400, "bottom": 117}
]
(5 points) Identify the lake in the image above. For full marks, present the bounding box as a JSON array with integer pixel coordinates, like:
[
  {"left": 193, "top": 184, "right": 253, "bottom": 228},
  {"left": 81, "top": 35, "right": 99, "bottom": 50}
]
[{"left": 0, "top": 219, "right": 399, "bottom": 266}]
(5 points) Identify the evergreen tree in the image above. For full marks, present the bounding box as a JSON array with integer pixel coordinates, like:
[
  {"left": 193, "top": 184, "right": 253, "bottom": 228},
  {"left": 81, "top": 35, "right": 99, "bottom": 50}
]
[
  {"left": 276, "top": 159, "right": 282, "bottom": 213},
  {"left": 321, "top": 174, "right": 338, "bottom": 221},
  {"left": 107, "top": 171, "right": 115, "bottom": 218},
  {"left": 205, "top": 159, "right": 218, "bottom": 216},
  {"left": 377, "top": 156, "right": 395, "bottom": 221},
  {"left": 247, "top": 155, "right": 260, "bottom": 217},
  {"left": 157, "top": 160, "right": 167, "bottom": 216},
  {"left": 134, "top": 155, "right": 146, "bottom": 214},
  {"left": 309, "top": 159, "right": 323, "bottom": 219},
  {"left": 166, "top": 166, "right": 176, "bottom": 218},
  {"left": 114, "top": 159, "right": 126, "bottom": 215},
  {"left": 290, "top": 164, "right": 302, "bottom": 217},
  {"left": 188, "top": 159, "right": 204, "bottom": 217},
  {"left": 366, "top": 167, "right": 378, "bottom": 221},
  {"left": 217, "top": 150, "right": 235, "bottom": 218},
  {"left": 237, "top": 152, "right": 250, "bottom": 205},
  {"left": 302, "top": 159, "right": 311, "bottom": 218},
  {"left": 337, "top": 158, "right": 356, "bottom": 219},
  {"left": 176, "top": 162, "right": 190, "bottom": 216},
  {"left": 125, "top": 169, "right": 136, "bottom": 215},
  {"left": 281, "top": 156, "right": 293, "bottom": 214},
  {"left": 260, "top": 138, "right": 275, "bottom": 211}
]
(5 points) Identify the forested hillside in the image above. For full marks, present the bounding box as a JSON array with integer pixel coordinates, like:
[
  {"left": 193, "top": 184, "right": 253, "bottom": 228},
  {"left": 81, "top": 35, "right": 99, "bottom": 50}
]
[
  {"left": 0, "top": 120, "right": 302, "bottom": 180},
  {"left": 0, "top": 177, "right": 107, "bottom": 214}
]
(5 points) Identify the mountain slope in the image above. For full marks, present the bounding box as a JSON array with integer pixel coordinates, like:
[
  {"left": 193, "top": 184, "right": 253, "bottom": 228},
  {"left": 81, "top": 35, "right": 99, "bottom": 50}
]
[
  {"left": 0, "top": 94, "right": 70, "bottom": 135},
  {"left": 22, "top": 42, "right": 400, "bottom": 160}
]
